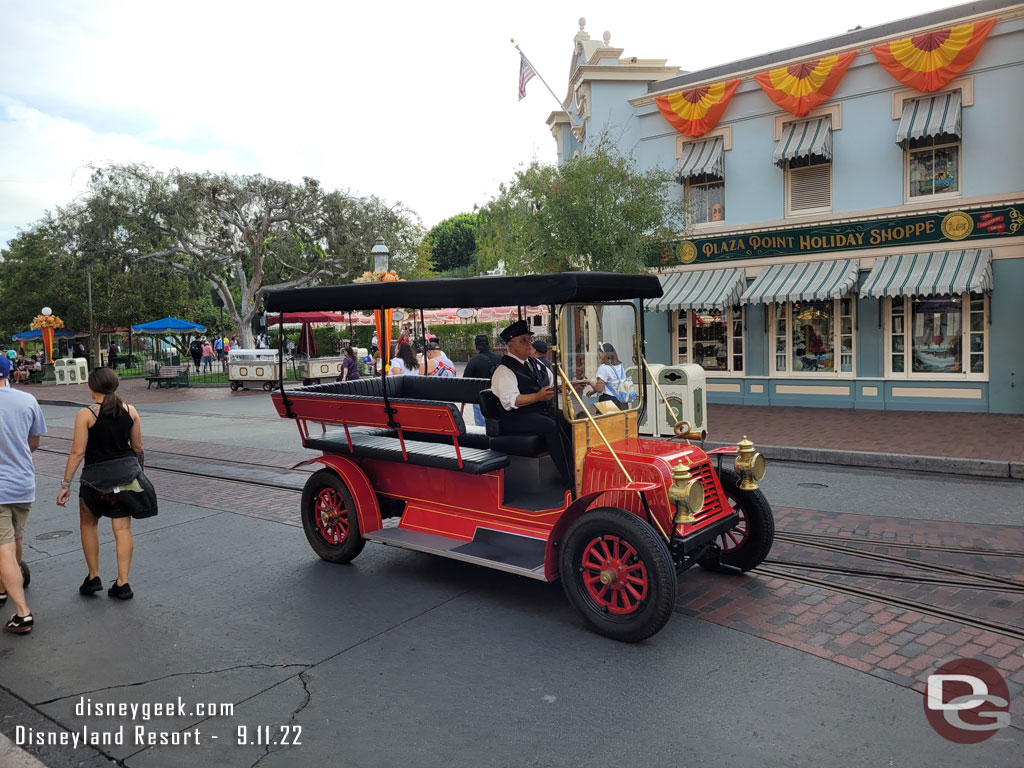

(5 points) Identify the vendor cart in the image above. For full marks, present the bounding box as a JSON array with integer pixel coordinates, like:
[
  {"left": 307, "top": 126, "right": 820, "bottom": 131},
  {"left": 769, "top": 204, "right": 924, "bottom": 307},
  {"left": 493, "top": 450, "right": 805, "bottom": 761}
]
[
  {"left": 227, "top": 349, "right": 282, "bottom": 391},
  {"left": 299, "top": 356, "right": 348, "bottom": 386}
]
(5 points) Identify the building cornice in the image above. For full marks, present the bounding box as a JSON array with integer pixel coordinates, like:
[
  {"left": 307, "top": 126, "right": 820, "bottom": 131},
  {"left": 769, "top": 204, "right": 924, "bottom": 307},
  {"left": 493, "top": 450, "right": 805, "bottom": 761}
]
[{"left": 630, "top": 1, "right": 1024, "bottom": 107}]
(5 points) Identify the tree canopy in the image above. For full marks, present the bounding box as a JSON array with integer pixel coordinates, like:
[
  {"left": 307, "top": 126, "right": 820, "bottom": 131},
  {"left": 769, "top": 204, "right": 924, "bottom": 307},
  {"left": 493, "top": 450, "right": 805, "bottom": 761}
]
[
  {"left": 475, "top": 143, "right": 685, "bottom": 274},
  {"left": 425, "top": 212, "right": 479, "bottom": 274}
]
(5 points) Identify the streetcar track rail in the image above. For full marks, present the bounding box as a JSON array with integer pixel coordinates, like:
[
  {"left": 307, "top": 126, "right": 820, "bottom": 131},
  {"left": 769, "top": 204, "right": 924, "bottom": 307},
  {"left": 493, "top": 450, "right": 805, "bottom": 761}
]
[
  {"left": 757, "top": 565, "right": 1024, "bottom": 643},
  {"left": 765, "top": 558, "right": 1024, "bottom": 593},
  {"left": 776, "top": 529, "right": 1024, "bottom": 558},
  {"left": 775, "top": 532, "right": 1024, "bottom": 589}
]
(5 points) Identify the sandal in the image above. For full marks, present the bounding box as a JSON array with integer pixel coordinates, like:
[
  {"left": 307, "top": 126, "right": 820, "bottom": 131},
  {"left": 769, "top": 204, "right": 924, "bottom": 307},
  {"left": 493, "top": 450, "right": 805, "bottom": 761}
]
[{"left": 4, "top": 613, "right": 33, "bottom": 634}]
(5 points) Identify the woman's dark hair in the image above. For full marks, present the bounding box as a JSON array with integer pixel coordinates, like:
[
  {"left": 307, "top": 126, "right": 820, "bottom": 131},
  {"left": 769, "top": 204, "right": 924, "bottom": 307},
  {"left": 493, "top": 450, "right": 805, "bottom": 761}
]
[
  {"left": 395, "top": 342, "right": 417, "bottom": 371},
  {"left": 474, "top": 334, "right": 490, "bottom": 353},
  {"left": 344, "top": 346, "right": 356, "bottom": 360},
  {"left": 601, "top": 343, "right": 621, "bottom": 365},
  {"left": 88, "top": 367, "right": 125, "bottom": 418}
]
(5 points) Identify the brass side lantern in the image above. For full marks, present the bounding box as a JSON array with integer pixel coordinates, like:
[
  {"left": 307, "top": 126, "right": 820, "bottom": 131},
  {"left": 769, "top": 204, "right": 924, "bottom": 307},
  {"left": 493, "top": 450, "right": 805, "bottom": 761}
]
[
  {"left": 667, "top": 461, "right": 705, "bottom": 525},
  {"left": 734, "top": 436, "right": 767, "bottom": 490}
]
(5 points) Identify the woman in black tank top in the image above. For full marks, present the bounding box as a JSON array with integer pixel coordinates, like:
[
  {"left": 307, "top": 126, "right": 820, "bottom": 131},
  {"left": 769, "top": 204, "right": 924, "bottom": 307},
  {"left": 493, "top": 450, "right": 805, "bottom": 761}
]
[{"left": 57, "top": 368, "right": 145, "bottom": 600}]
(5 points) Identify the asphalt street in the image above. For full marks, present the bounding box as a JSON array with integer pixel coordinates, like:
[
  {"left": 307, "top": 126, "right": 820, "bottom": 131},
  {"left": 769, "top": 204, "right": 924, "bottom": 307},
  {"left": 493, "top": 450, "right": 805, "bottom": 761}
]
[{"left": 0, "top": 399, "right": 1019, "bottom": 767}]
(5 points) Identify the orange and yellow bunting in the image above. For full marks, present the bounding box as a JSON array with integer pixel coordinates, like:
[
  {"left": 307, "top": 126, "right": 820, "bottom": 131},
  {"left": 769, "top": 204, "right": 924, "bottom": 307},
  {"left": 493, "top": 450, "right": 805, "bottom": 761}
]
[
  {"left": 755, "top": 52, "right": 855, "bottom": 117},
  {"left": 871, "top": 18, "right": 996, "bottom": 93},
  {"left": 655, "top": 79, "right": 741, "bottom": 138}
]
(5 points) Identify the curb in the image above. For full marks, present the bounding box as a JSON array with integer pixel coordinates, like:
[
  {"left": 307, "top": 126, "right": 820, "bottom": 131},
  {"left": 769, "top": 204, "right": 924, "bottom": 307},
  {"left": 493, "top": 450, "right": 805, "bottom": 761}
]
[{"left": 703, "top": 440, "right": 1017, "bottom": 480}]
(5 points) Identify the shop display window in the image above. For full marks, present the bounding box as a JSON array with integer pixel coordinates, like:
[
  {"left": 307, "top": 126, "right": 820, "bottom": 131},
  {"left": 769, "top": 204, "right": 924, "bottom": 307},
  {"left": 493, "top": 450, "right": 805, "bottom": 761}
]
[
  {"left": 886, "top": 293, "right": 986, "bottom": 378},
  {"left": 771, "top": 298, "right": 855, "bottom": 376},
  {"left": 674, "top": 307, "right": 744, "bottom": 374},
  {"left": 906, "top": 137, "right": 960, "bottom": 199},
  {"left": 686, "top": 173, "right": 725, "bottom": 225}
]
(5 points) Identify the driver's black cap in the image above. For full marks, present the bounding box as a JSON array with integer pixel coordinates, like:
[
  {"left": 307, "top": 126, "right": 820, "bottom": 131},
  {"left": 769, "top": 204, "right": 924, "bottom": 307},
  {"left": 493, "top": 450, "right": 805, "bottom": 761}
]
[{"left": 499, "top": 319, "right": 534, "bottom": 343}]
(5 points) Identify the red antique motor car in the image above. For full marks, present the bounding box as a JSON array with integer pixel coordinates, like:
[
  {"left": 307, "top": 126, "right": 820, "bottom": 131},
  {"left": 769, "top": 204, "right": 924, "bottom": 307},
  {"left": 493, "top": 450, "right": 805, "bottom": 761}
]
[{"left": 267, "top": 272, "right": 773, "bottom": 642}]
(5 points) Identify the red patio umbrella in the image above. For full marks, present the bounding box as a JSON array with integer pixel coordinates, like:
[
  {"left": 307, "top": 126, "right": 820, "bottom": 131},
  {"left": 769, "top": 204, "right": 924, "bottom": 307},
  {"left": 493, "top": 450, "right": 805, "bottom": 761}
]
[{"left": 296, "top": 322, "right": 318, "bottom": 357}]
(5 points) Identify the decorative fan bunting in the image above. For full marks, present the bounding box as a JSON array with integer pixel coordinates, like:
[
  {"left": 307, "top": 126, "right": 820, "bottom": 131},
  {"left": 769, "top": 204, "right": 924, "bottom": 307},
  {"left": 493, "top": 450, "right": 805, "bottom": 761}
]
[
  {"left": 754, "top": 52, "right": 855, "bottom": 117},
  {"left": 871, "top": 18, "right": 996, "bottom": 92},
  {"left": 655, "top": 79, "right": 741, "bottom": 138}
]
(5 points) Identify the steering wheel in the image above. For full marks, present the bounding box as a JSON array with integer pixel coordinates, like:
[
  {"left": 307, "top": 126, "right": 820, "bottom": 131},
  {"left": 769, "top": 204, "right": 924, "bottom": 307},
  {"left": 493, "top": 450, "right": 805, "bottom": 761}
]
[{"left": 672, "top": 420, "right": 693, "bottom": 437}]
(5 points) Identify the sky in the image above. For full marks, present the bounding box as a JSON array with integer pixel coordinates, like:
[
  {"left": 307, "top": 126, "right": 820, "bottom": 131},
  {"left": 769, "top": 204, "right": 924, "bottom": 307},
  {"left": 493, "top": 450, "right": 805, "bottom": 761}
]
[{"left": 0, "top": 0, "right": 963, "bottom": 249}]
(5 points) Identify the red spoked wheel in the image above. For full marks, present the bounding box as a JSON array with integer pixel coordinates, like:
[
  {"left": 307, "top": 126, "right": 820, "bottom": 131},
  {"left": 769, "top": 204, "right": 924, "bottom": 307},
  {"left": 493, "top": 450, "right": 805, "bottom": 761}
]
[
  {"left": 300, "top": 469, "right": 365, "bottom": 563},
  {"left": 579, "top": 535, "right": 649, "bottom": 615},
  {"left": 560, "top": 507, "right": 676, "bottom": 643},
  {"left": 700, "top": 468, "right": 774, "bottom": 573}
]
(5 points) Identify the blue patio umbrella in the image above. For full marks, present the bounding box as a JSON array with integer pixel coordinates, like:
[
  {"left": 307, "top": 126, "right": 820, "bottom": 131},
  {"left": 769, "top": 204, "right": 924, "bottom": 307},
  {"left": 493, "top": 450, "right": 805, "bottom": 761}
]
[
  {"left": 12, "top": 329, "right": 82, "bottom": 340},
  {"left": 130, "top": 317, "right": 207, "bottom": 334}
]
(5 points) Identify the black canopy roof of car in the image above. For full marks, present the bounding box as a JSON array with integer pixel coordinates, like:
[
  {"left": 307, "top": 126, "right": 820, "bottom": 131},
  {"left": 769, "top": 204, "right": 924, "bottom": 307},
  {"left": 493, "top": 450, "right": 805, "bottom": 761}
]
[{"left": 265, "top": 271, "right": 663, "bottom": 312}]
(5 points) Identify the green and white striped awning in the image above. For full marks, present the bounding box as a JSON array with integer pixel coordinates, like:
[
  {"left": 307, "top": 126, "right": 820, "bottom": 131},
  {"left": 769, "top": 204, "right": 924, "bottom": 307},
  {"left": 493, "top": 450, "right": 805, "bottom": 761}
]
[
  {"left": 673, "top": 137, "right": 724, "bottom": 181},
  {"left": 896, "top": 92, "right": 962, "bottom": 148},
  {"left": 860, "top": 249, "right": 992, "bottom": 298},
  {"left": 773, "top": 116, "right": 832, "bottom": 167},
  {"left": 648, "top": 268, "right": 746, "bottom": 311},
  {"left": 742, "top": 259, "right": 859, "bottom": 304}
]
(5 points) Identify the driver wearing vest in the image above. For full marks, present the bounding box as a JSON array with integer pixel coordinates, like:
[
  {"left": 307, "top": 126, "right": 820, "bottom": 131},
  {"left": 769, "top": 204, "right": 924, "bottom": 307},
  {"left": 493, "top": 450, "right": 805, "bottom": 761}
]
[{"left": 491, "top": 320, "right": 573, "bottom": 488}]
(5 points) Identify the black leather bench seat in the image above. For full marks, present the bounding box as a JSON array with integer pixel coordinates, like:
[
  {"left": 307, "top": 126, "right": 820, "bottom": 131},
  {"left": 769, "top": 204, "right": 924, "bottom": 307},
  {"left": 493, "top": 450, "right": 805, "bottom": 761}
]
[
  {"left": 307, "top": 430, "right": 510, "bottom": 475},
  {"left": 349, "top": 426, "right": 493, "bottom": 451}
]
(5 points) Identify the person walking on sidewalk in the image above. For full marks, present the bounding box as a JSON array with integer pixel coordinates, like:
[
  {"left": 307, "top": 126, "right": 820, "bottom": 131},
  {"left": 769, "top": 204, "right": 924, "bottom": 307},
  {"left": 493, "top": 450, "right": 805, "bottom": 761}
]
[
  {"left": 57, "top": 368, "right": 149, "bottom": 600},
  {"left": 0, "top": 355, "right": 47, "bottom": 634}
]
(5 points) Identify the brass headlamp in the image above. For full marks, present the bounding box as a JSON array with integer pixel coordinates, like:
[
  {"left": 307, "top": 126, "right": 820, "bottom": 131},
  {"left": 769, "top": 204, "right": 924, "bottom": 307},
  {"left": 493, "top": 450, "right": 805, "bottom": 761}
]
[
  {"left": 734, "top": 436, "right": 767, "bottom": 490},
  {"left": 667, "top": 461, "right": 705, "bottom": 525}
]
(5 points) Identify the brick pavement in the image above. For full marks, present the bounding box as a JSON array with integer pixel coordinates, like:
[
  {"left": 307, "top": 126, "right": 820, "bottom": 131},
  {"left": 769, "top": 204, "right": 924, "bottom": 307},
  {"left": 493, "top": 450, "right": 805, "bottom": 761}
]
[{"left": 708, "top": 402, "right": 1024, "bottom": 463}]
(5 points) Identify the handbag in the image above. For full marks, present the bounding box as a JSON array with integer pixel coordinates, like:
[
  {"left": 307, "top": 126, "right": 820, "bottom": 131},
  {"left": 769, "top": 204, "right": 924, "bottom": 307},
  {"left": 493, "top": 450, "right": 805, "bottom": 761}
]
[{"left": 80, "top": 456, "right": 159, "bottom": 519}]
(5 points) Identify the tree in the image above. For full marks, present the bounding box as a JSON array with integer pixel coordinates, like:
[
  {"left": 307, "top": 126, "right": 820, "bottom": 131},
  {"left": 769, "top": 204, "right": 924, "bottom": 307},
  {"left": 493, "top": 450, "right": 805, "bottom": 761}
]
[
  {"left": 425, "top": 213, "right": 479, "bottom": 273},
  {"left": 0, "top": 223, "right": 196, "bottom": 358},
  {"left": 73, "top": 165, "right": 422, "bottom": 348},
  {"left": 476, "top": 142, "right": 686, "bottom": 274}
]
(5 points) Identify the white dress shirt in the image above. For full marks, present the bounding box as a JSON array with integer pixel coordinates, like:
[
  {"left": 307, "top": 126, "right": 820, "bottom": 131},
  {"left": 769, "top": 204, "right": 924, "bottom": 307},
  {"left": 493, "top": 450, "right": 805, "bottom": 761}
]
[{"left": 491, "top": 353, "right": 553, "bottom": 411}]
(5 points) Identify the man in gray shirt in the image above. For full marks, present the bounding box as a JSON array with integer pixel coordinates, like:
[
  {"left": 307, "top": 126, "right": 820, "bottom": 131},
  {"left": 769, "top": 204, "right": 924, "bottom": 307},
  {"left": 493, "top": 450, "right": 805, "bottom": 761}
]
[{"left": 0, "top": 355, "right": 47, "bottom": 634}]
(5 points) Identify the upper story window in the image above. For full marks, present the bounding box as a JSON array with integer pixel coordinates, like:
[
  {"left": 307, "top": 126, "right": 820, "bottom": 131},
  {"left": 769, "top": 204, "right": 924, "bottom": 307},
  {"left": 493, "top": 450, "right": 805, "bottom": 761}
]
[
  {"left": 675, "top": 137, "right": 725, "bottom": 226},
  {"left": 774, "top": 116, "right": 833, "bottom": 217},
  {"left": 897, "top": 91, "right": 963, "bottom": 202}
]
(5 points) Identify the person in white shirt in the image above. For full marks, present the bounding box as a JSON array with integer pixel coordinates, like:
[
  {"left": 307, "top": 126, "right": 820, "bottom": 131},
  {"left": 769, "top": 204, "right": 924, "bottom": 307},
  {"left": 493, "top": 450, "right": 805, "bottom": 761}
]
[
  {"left": 588, "top": 343, "right": 631, "bottom": 410},
  {"left": 490, "top": 320, "right": 572, "bottom": 487},
  {"left": 389, "top": 342, "right": 419, "bottom": 376}
]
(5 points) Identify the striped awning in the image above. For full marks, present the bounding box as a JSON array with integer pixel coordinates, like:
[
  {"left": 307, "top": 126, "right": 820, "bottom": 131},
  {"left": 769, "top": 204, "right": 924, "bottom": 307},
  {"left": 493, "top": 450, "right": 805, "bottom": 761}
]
[
  {"left": 648, "top": 268, "right": 747, "bottom": 311},
  {"left": 860, "top": 249, "right": 992, "bottom": 298},
  {"left": 673, "top": 137, "right": 724, "bottom": 181},
  {"left": 742, "top": 259, "right": 860, "bottom": 304},
  {"left": 773, "top": 116, "right": 832, "bottom": 167},
  {"left": 896, "top": 92, "right": 962, "bottom": 148}
]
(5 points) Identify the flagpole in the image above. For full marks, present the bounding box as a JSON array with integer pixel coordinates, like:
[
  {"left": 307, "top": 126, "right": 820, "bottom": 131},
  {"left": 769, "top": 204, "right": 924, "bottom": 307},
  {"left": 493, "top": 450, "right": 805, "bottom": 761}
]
[{"left": 513, "top": 40, "right": 582, "bottom": 127}]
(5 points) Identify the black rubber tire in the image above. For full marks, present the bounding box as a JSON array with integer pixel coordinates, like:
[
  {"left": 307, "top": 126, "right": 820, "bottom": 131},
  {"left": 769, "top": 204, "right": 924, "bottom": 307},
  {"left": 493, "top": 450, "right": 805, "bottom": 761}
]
[
  {"left": 300, "top": 470, "right": 366, "bottom": 563},
  {"left": 230, "top": 382, "right": 240, "bottom": 391},
  {"left": 700, "top": 468, "right": 775, "bottom": 573},
  {"left": 262, "top": 381, "right": 274, "bottom": 392},
  {"left": 20, "top": 561, "right": 30, "bottom": 588},
  {"left": 559, "top": 507, "right": 676, "bottom": 643}
]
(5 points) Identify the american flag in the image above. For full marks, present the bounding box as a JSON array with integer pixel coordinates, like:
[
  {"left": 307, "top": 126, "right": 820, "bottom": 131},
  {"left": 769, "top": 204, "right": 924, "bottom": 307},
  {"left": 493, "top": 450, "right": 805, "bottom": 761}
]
[{"left": 518, "top": 53, "right": 537, "bottom": 101}]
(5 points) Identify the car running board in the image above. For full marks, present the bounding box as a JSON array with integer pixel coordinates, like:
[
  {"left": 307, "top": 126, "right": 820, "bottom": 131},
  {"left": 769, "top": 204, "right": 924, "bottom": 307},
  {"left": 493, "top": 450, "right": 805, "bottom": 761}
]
[{"left": 364, "top": 527, "right": 548, "bottom": 581}]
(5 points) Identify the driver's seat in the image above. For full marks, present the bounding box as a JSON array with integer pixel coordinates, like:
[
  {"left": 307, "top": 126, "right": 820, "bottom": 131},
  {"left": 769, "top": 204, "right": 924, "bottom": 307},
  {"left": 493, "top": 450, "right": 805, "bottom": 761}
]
[{"left": 479, "top": 390, "right": 547, "bottom": 457}]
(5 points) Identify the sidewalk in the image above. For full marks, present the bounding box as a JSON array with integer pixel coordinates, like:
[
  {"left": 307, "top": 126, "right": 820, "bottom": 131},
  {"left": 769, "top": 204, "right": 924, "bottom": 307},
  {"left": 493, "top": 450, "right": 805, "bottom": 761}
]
[{"left": 20, "top": 376, "right": 1024, "bottom": 479}]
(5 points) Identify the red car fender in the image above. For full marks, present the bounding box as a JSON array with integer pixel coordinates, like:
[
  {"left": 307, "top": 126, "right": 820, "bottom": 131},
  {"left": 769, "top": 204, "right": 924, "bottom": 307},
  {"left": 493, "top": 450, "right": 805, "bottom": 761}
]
[
  {"left": 297, "top": 455, "right": 382, "bottom": 536},
  {"left": 544, "top": 482, "right": 662, "bottom": 581}
]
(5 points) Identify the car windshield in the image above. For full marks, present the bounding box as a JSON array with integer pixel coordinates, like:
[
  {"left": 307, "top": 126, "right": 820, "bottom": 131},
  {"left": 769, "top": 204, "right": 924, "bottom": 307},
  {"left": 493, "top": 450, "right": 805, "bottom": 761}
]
[{"left": 559, "top": 303, "right": 640, "bottom": 417}]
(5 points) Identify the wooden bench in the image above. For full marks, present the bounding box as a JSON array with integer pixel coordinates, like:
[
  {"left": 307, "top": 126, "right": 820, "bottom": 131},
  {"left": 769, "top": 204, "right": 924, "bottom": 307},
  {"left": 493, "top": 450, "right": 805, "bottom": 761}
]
[{"left": 145, "top": 365, "right": 190, "bottom": 389}]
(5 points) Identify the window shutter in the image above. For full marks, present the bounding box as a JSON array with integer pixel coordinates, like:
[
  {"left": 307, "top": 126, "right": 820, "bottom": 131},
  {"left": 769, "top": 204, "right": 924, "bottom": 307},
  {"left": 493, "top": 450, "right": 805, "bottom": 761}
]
[{"left": 788, "top": 163, "right": 832, "bottom": 214}]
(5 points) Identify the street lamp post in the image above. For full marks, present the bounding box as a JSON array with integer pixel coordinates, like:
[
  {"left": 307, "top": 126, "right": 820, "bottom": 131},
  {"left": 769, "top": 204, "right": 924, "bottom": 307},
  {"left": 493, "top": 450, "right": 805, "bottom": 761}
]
[{"left": 371, "top": 236, "right": 389, "bottom": 273}]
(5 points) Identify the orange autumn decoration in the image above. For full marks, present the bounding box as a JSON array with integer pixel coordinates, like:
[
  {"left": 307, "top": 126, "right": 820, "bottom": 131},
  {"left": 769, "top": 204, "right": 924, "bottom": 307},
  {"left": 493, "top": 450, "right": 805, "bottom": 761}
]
[
  {"left": 871, "top": 18, "right": 997, "bottom": 92},
  {"left": 30, "top": 311, "right": 64, "bottom": 364},
  {"left": 755, "top": 52, "right": 855, "bottom": 117},
  {"left": 655, "top": 79, "right": 741, "bottom": 138}
]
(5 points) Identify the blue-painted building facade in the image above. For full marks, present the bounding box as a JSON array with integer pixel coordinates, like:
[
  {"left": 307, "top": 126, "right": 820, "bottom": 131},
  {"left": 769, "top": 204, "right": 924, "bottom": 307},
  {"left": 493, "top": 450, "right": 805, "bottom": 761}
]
[{"left": 547, "top": 1, "right": 1024, "bottom": 413}]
